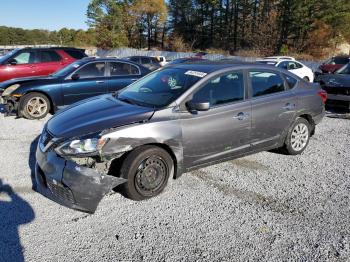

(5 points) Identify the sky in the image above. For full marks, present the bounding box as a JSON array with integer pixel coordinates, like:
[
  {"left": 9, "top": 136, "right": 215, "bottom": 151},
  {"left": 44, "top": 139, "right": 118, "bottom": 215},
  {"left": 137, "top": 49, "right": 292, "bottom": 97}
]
[{"left": 0, "top": 0, "right": 90, "bottom": 31}]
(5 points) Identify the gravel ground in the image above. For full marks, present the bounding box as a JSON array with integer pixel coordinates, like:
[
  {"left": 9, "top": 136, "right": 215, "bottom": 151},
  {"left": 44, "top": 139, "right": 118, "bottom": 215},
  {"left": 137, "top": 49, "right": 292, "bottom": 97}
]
[{"left": 0, "top": 108, "right": 349, "bottom": 262}]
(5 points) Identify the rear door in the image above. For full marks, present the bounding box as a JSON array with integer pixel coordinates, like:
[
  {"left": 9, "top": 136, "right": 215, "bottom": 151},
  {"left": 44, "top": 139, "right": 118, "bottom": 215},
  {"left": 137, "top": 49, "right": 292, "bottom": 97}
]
[
  {"left": 180, "top": 70, "right": 252, "bottom": 168},
  {"left": 35, "top": 50, "right": 64, "bottom": 76},
  {"left": 248, "top": 70, "right": 297, "bottom": 150},
  {"left": 62, "top": 61, "right": 108, "bottom": 105},
  {"left": 107, "top": 61, "right": 141, "bottom": 93}
]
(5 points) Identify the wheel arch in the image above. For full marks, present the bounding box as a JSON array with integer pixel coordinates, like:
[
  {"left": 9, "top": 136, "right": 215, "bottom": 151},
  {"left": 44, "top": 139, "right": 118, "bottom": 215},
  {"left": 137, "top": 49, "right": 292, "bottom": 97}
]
[
  {"left": 20, "top": 90, "right": 56, "bottom": 114},
  {"left": 297, "top": 113, "right": 316, "bottom": 136}
]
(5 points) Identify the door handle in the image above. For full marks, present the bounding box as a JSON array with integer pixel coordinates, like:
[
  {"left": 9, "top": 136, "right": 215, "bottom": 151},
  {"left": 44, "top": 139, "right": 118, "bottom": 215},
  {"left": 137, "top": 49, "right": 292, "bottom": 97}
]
[
  {"left": 282, "top": 103, "right": 295, "bottom": 110},
  {"left": 131, "top": 79, "right": 138, "bottom": 82},
  {"left": 233, "top": 112, "right": 249, "bottom": 120},
  {"left": 96, "top": 80, "right": 105, "bottom": 84}
]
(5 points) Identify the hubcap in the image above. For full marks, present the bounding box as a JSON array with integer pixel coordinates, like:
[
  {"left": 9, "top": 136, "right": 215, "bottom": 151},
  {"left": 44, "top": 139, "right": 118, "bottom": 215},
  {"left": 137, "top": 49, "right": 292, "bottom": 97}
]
[
  {"left": 291, "top": 123, "right": 309, "bottom": 151},
  {"left": 26, "top": 97, "right": 48, "bottom": 118},
  {"left": 135, "top": 156, "right": 168, "bottom": 196}
]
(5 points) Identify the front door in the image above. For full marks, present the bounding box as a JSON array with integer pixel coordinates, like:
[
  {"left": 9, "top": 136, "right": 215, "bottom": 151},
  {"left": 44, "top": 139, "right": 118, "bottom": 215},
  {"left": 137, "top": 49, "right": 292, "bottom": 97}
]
[
  {"left": 62, "top": 61, "right": 108, "bottom": 105},
  {"left": 248, "top": 70, "right": 297, "bottom": 150},
  {"left": 180, "top": 70, "right": 251, "bottom": 168}
]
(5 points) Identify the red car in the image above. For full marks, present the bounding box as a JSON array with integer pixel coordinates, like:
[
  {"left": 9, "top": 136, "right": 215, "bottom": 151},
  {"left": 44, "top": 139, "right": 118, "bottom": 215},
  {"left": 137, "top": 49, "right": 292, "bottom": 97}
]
[
  {"left": 319, "top": 56, "right": 350, "bottom": 74},
  {"left": 0, "top": 47, "right": 87, "bottom": 82}
]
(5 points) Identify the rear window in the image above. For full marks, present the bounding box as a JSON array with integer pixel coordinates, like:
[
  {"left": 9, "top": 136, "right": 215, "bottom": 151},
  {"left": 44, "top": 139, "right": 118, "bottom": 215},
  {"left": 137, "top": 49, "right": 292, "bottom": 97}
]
[
  {"left": 334, "top": 57, "right": 349, "bottom": 64},
  {"left": 64, "top": 50, "right": 87, "bottom": 60}
]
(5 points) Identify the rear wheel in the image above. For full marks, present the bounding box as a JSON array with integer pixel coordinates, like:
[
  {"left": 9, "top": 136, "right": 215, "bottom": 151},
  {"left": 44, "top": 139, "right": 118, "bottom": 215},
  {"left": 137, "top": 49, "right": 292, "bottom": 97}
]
[
  {"left": 283, "top": 118, "right": 311, "bottom": 155},
  {"left": 20, "top": 92, "right": 50, "bottom": 120},
  {"left": 118, "top": 146, "right": 174, "bottom": 200},
  {"left": 303, "top": 76, "right": 310, "bottom": 82}
]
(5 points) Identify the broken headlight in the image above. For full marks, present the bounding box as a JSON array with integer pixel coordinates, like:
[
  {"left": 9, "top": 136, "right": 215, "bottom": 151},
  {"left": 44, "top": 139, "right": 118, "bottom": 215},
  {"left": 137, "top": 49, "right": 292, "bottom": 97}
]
[
  {"left": 2, "top": 84, "right": 20, "bottom": 96},
  {"left": 55, "top": 136, "right": 107, "bottom": 156}
]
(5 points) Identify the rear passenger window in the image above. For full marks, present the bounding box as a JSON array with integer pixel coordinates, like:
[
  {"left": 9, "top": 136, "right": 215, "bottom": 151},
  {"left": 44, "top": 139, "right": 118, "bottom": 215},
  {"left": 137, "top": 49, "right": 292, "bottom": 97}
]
[
  {"left": 40, "top": 51, "right": 61, "bottom": 62},
  {"left": 109, "top": 62, "right": 139, "bottom": 76},
  {"left": 249, "top": 71, "right": 285, "bottom": 97},
  {"left": 65, "top": 50, "right": 86, "bottom": 59},
  {"left": 192, "top": 71, "right": 244, "bottom": 106},
  {"left": 284, "top": 74, "right": 298, "bottom": 89},
  {"left": 75, "top": 62, "right": 105, "bottom": 78},
  {"left": 141, "top": 57, "right": 151, "bottom": 64}
]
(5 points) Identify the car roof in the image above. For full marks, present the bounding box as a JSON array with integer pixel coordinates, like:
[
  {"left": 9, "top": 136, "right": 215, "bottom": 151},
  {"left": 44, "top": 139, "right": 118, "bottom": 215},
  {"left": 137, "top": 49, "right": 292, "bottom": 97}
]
[
  {"left": 168, "top": 60, "right": 277, "bottom": 73},
  {"left": 18, "top": 47, "right": 85, "bottom": 51},
  {"left": 264, "top": 56, "right": 295, "bottom": 61}
]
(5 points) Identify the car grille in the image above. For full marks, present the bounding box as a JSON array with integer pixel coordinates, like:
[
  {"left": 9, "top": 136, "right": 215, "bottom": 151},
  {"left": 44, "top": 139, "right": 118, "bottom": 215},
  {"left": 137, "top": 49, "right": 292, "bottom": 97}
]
[
  {"left": 47, "top": 182, "right": 75, "bottom": 204},
  {"left": 40, "top": 128, "right": 54, "bottom": 151}
]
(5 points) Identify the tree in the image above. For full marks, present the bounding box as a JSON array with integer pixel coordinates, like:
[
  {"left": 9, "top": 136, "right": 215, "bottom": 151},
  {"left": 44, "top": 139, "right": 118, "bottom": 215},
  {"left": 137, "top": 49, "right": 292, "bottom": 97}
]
[{"left": 87, "top": 0, "right": 128, "bottom": 49}]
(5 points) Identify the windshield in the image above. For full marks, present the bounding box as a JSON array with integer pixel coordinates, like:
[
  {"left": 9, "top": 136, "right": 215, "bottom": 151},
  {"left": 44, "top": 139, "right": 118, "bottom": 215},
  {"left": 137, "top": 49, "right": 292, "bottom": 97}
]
[
  {"left": 117, "top": 68, "right": 205, "bottom": 108},
  {"left": 51, "top": 61, "right": 84, "bottom": 77},
  {"left": 0, "top": 49, "right": 18, "bottom": 64},
  {"left": 336, "top": 63, "right": 350, "bottom": 74}
]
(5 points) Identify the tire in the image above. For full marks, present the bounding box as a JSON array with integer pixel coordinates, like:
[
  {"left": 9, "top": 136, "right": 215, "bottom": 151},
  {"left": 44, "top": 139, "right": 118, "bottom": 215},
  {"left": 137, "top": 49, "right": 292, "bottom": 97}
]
[
  {"left": 303, "top": 76, "right": 310, "bottom": 82},
  {"left": 118, "top": 146, "right": 174, "bottom": 201},
  {"left": 19, "top": 92, "right": 51, "bottom": 120},
  {"left": 283, "top": 117, "right": 311, "bottom": 155}
]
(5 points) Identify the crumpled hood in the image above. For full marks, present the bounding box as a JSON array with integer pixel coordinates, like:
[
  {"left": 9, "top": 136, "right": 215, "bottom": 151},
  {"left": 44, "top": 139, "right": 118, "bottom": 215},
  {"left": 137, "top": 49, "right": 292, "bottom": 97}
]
[
  {"left": 47, "top": 94, "right": 155, "bottom": 138},
  {"left": 0, "top": 75, "right": 59, "bottom": 91}
]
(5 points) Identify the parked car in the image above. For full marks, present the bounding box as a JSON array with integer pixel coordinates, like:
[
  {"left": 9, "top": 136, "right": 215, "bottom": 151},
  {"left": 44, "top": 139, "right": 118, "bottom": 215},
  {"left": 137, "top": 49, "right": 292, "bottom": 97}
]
[
  {"left": 319, "top": 56, "right": 350, "bottom": 74},
  {"left": 0, "top": 58, "right": 150, "bottom": 119},
  {"left": 34, "top": 61, "right": 326, "bottom": 213},
  {"left": 316, "top": 63, "right": 350, "bottom": 110},
  {"left": 124, "top": 56, "right": 162, "bottom": 71},
  {"left": 257, "top": 58, "right": 314, "bottom": 82},
  {"left": 166, "top": 57, "right": 206, "bottom": 65},
  {"left": 0, "top": 47, "right": 87, "bottom": 83}
]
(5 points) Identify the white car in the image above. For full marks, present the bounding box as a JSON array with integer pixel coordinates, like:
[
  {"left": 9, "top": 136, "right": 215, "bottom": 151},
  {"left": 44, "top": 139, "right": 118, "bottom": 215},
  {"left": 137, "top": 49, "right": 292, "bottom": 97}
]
[{"left": 257, "top": 57, "right": 314, "bottom": 82}]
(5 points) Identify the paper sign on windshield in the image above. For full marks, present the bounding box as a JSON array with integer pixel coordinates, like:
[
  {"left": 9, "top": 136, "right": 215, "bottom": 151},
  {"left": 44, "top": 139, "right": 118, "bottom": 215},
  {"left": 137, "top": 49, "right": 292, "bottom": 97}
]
[{"left": 185, "top": 70, "right": 207, "bottom": 78}]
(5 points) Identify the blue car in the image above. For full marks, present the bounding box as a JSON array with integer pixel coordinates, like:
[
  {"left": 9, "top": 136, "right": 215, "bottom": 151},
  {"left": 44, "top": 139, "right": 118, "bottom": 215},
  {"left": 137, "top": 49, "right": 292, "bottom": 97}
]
[{"left": 0, "top": 57, "right": 150, "bottom": 119}]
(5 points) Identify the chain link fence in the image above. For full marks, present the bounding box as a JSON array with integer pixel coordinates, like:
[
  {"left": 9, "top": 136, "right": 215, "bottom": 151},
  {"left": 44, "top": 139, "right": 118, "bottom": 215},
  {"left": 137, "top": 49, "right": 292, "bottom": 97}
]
[{"left": 97, "top": 48, "right": 322, "bottom": 72}]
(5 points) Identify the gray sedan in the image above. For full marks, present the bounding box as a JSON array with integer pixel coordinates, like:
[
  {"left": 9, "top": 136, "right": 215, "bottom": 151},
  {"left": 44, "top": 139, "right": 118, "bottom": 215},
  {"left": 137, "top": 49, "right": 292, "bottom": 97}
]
[{"left": 35, "top": 61, "right": 326, "bottom": 213}]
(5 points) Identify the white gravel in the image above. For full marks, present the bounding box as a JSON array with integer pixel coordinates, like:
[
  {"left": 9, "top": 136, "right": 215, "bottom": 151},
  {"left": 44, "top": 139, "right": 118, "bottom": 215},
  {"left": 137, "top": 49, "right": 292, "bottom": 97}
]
[{"left": 0, "top": 108, "right": 349, "bottom": 262}]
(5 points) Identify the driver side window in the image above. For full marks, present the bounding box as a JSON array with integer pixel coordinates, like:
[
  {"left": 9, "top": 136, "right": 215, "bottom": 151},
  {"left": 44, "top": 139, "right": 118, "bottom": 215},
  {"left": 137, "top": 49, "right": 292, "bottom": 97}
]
[
  {"left": 192, "top": 71, "right": 244, "bottom": 106},
  {"left": 12, "top": 51, "right": 35, "bottom": 64}
]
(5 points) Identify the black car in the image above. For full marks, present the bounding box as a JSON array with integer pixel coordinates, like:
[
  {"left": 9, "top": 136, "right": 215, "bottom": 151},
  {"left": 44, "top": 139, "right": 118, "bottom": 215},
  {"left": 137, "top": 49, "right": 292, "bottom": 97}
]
[
  {"left": 316, "top": 63, "right": 350, "bottom": 110},
  {"left": 124, "top": 56, "right": 161, "bottom": 71},
  {"left": 35, "top": 61, "right": 325, "bottom": 213},
  {"left": 0, "top": 58, "right": 150, "bottom": 119}
]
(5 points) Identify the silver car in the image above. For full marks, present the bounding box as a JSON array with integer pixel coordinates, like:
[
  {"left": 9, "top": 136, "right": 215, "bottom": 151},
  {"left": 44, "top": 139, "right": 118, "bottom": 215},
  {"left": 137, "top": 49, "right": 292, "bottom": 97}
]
[{"left": 35, "top": 62, "right": 326, "bottom": 213}]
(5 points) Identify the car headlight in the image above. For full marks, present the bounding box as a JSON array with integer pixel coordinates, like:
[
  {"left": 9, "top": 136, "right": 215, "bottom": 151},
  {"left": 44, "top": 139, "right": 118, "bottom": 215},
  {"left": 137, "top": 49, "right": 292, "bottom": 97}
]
[
  {"left": 55, "top": 136, "right": 107, "bottom": 156},
  {"left": 2, "top": 84, "right": 20, "bottom": 96}
]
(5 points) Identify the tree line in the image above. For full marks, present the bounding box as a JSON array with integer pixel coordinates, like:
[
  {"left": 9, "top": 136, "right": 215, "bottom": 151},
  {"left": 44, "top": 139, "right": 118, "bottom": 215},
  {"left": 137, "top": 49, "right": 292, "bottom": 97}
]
[{"left": 1, "top": 0, "right": 350, "bottom": 57}]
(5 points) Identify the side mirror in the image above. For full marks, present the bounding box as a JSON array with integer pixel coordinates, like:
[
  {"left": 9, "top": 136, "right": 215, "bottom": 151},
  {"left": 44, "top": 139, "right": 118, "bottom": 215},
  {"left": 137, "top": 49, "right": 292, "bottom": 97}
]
[
  {"left": 8, "top": 59, "right": 17, "bottom": 65},
  {"left": 186, "top": 100, "right": 210, "bottom": 112},
  {"left": 71, "top": 73, "right": 80, "bottom": 80}
]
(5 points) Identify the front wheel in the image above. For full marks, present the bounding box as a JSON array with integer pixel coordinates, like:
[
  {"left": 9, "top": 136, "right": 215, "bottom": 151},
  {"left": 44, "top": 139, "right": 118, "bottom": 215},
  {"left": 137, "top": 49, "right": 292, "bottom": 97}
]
[
  {"left": 283, "top": 118, "right": 311, "bottom": 155},
  {"left": 118, "top": 146, "right": 174, "bottom": 200},
  {"left": 20, "top": 92, "right": 50, "bottom": 120}
]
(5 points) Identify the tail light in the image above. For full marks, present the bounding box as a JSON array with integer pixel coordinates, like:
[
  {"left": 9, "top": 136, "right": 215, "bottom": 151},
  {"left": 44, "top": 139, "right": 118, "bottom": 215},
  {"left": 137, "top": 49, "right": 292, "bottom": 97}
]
[{"left": 317, "top": 90, "right": 327, "bottom": 103}]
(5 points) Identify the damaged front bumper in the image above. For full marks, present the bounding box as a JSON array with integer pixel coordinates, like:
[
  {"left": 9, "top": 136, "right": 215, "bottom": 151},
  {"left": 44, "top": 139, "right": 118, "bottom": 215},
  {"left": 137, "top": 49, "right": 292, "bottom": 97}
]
[
  {"left": 35, "top": 146, "right": 127, "bottom": 213},
  {"left": 1, "top": 96, "right": 18, "bottom": 116}
]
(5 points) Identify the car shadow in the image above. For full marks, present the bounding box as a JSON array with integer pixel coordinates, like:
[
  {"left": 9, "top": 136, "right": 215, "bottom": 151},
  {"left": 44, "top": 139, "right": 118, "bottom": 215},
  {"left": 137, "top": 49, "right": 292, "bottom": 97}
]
[
  {"left": 29, "top": 136, "right": 40, "bottom": 191},
  {"left": 326, "top": 105, "right": 350, "bottom": 119},
  {"left": 0, "top": 179, "right": 35, "bottom": 262}
]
